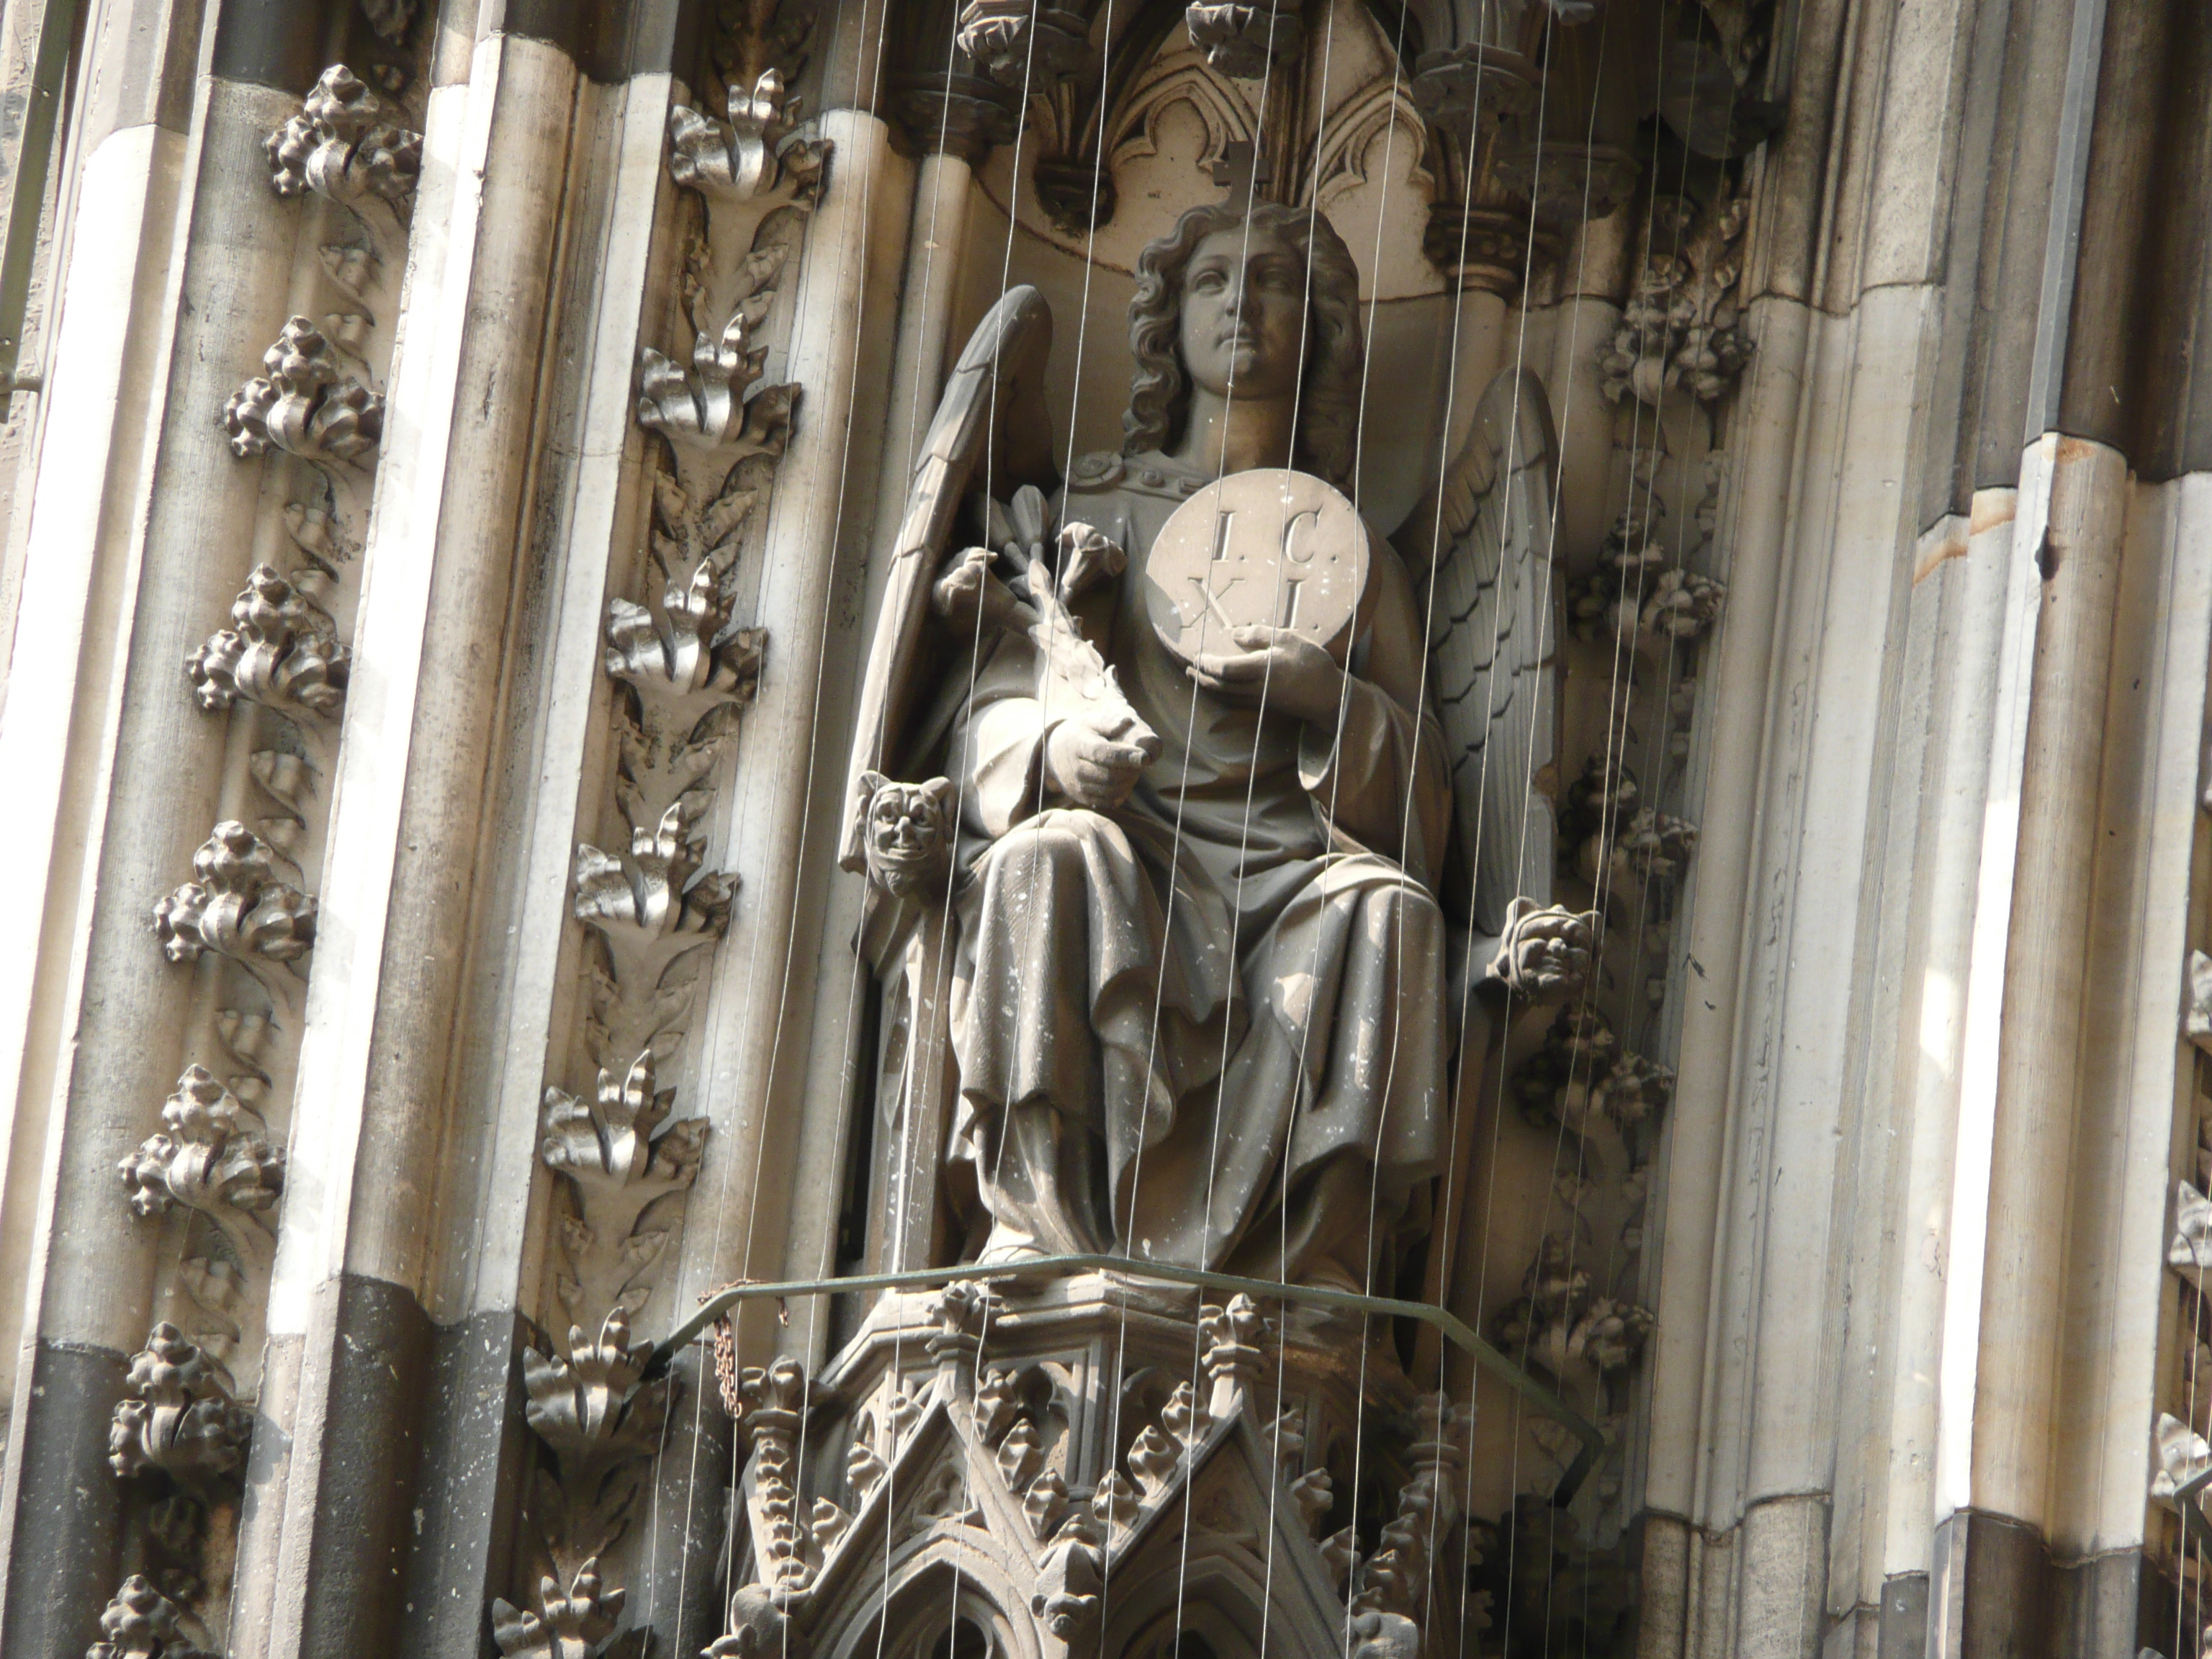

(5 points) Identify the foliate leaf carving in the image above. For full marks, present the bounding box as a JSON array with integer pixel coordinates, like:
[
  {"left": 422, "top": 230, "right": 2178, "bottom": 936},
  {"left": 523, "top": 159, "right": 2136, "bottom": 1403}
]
[
  {"left": 2152, "top": 1411, "right": 2212, "bottom": 1506},
  {"left": 1493, "top": 1235, "right": 1655, "bottom": 1395},
  {"left": 2185, "top": 948, "right": 2212, "bottom": 1053},
  {"left": 153, "top": 823, "right": 315, "bottom": 992},
  {"left": 606, "top": 568, "right": 764, "bottom": 718},
  {"left": 1350, "top": 1395, "right": 1470, "bottom": 1623},
  {"left": 972, "top": 1364, "right": 1020, "bottom": 1444},
  {"left": 1561, "top": 755, "right": 1699, "bottom": 905},
  {"left": 175, "top": 1256, "right": 244, "bottom": 1373},
  {"left": 119, "top": 1067, "right": 284, "bottom": 1267},
  {"left": 223, "top": 318, "right": 384, "bottom": 464},
  {"left": 809, "top": 1496, "right": 851, "bottom": 1551},
  {"left": 517, "top": 17, "right": 824, "bottom": 1655},
  {"left": 361, "top": 0, "right": 418, "bottom": 42},
  {"left": 736, "top": 1354, "right": 811, "bottom": 1437},
  {"left": 1638, "top": 565, "right": 1728, "bottom": 642},
  {"left": 522, "top": 1308, "right": 668, "bottom": 1473},
  {"left": 518, "top": 1312, "right": 673, "bottom": 1593},
  {"left": 108, "top": 1323, "right": 252, "bottom": 1485},
  {"left": 1091, "top": 1470, "right": 1138, "bottom": 1532},
  {"left": 1569, "top": 512, "right": 1727, "bottom": 647},
  {"left": 1126, "top": 1423, "right": 1178, "bottom": 1498},
  {"left": 541, "top": 1056, "right": 708, "bottom": 1200},
  {"left": 703, "top": 1587, "right": 807, "bottom": 1659},
  {"left": 1590, "top": 806, "right": 1700, "bottom": 893},
  {"left": 265, "top": 66, "right": 423, "bottom": 207},
  {"left": 666, "top": 71, "right": 827, "bottom": 209},
  {"left": 956, "top": 0, "right": 1092, "bottom": 84},
  {"left": 995, "top": 1418, "right": 1043, "bottom": 1493},
  {"left": 1410, "top": 42, "right": 1540, "bottom": 154},
  {"left": 1514, "top": 1008, "right": 1673, "bottom": 1139},
  {"left": 847, "top": 1437, "right": 889, "bottom": 1503},
  {"left": 1184, "top": 0, "right": 1303, "bottom": 79},
  {"left": 490, "top": 1560, "right": 638, "bottom": 1659},
  {"left": 540, "top": 1053, "right": 709, "bottom": 1325},
  {"left": 1597, "top": 187, "right": 1753, "bottom": 407},
  {"left": 87, "top": 1575, "right": 215, "bottom": 1659},
  {"left": 574, "top": 806, "right": 733, "bottom": 1064},
  {"left": 1022, "top": 1467, "right": 1070, "bottom": 1538},
  {"left": 1160, "top": 1380, "right": 1210, "bottom": 1449},
  {"left": 2171, "top": 1179, "right": 2212, "bottom": 1278},
  {"left": 637, "top": 318, "right": 799, "bottom": 465},
  {"left": 607, "top": 568, "right": 766, "bottom": 832},
  {"left": 186, "top": 565, "right": 349, "bottom": 729}
]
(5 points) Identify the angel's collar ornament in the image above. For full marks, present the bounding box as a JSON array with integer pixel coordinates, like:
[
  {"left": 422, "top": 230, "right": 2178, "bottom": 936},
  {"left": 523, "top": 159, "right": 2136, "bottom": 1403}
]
[{"left": 842, "top": 198, "right": 1593, "bottom": 1287}]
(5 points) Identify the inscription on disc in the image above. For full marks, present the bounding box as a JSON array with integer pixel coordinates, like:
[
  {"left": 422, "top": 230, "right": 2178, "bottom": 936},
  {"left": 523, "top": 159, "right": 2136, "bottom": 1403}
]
[{"left": 1143, "top": 469, "right": 1371, "bottom": 665}]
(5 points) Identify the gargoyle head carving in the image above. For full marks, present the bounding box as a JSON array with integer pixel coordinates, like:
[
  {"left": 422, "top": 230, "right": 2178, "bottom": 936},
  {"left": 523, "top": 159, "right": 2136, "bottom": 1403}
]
[{"left": 853, "top": 773, "right": 958, "bottom": 898}]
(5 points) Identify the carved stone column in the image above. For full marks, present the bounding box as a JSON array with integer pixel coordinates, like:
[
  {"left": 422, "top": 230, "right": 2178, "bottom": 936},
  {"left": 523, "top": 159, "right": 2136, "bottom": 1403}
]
[
  {"left": 1946, "top": 436, "right": 2128, "bottom": 1600},
  {"left": 0, "top": 5, "right": 330, "bottom": 1653},
  {"left": 621, "top": 95, "right": 912, "bottom": 1658},
  {"left": 781, "top": 143, "right": 975, "bottom": 1362},
  {"left": 226, "top": 29, "right": 583, "bottom": 1659}
]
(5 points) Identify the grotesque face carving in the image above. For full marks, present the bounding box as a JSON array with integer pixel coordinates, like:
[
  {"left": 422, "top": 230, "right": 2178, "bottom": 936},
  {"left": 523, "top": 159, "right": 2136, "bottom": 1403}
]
[
  {"left": 855, "top": 773, "right": 958, "bottom": 897},
  {"left": 1174, "top": 225, "right": 1310, "bottom": 404}
]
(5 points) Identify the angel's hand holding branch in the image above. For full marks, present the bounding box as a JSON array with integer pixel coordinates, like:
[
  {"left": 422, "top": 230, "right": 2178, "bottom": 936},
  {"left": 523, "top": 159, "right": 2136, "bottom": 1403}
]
[
  {"left": 1043, "top": 718, "right": 1154, "bottom": 810},
  {"left": 934, "top": 546, "right": 1036, "bottom": 637},
  {"left": 1183, "top": 624, "right": 1347, "bottom": 726}
]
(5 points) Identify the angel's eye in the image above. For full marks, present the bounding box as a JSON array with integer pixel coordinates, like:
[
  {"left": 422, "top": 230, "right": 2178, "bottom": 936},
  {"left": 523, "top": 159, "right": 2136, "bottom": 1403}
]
[{"left": 1190, "top": 269, "right": 1228, "bottom": 293}]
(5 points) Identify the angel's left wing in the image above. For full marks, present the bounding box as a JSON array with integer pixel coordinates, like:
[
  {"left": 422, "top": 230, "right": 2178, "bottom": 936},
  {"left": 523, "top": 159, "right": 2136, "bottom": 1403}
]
[
  {"left": 840, "top": 286, "right": 1055, "bottom": 871},
  {"left": 1397, "top": 367, "right": 1561, "bottom": 939}
]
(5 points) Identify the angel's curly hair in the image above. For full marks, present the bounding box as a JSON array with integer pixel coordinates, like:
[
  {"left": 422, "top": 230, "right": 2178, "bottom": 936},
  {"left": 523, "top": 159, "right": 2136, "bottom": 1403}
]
[{"left": 1121, "top": 200, "right": 1365, "bottom": 489}]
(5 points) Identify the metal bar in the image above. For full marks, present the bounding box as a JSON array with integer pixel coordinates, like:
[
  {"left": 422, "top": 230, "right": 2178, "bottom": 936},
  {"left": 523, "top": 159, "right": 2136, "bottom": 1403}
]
[
  {"left": 652, "top": 1251, "right": 1607, "bottom": 1506},
  {"left": 2175, "top": 1462, "right": 2212, "bottom": 1557},
  {"left": 0, "top": 0, "right": 79, "bottom": 394}
]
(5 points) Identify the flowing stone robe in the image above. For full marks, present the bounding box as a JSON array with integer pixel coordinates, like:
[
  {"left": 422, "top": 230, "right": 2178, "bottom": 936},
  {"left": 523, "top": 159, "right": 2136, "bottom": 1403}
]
[{"left": 945, "top": 449, "right": 1454, "bottom": 1285}]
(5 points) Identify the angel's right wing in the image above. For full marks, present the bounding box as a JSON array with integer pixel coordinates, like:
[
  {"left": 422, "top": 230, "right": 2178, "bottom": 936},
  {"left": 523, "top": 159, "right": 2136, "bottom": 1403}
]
[
  {"left": 1398, "top": 368, "right": 1561, "bottom": 940},
  {"left": 840, "top": 286, "right": 1053, "bottom": 871}
]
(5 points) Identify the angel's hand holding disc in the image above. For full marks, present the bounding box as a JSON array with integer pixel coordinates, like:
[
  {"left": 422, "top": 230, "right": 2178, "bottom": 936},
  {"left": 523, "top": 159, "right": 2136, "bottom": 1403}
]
[
  {"left": 1043, "top": 719, "right": 1155, "bottom": 810},
  {"left": 1184, "top": 625, "right": 1347, "bottom": 726}
]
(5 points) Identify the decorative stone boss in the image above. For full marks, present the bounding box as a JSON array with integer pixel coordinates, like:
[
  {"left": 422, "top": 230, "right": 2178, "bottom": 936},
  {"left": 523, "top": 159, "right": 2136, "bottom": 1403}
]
[{"left": 846, "top": 199, "right": 1588, "bottom": 1290}]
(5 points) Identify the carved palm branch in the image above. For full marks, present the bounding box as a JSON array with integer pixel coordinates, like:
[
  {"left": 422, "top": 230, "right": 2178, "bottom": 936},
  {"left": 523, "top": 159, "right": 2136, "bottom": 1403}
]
[{"left": 1397, "top": 368, "right": 1562, "bottom": 939}]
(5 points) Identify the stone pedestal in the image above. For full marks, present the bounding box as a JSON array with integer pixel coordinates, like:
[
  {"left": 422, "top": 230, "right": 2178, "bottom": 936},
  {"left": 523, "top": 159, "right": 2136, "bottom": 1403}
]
[{"left": 708, "top": 1276, "right": 1470, "bottom": 1659}]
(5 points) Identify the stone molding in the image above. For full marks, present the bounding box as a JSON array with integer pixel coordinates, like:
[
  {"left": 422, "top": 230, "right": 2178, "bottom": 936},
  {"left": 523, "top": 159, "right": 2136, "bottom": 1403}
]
[
  {"left": 98, "top": 46, "right": 428, "bottom": 1647},
  {"left": 503, "top": 5, "right": 831, "bottom": 1650}
]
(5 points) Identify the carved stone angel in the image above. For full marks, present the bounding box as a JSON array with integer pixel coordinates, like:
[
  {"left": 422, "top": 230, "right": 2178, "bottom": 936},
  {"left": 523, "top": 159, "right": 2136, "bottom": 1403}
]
[{"left": 845, "top": 199, "right": 1586, "bottom": 1290}]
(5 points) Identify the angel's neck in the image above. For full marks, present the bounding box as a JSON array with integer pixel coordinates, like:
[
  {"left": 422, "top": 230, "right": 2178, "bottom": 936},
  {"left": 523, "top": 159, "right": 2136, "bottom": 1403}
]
[{"left": 1172, "top": 388, "right": 1298, "bottom": 476}]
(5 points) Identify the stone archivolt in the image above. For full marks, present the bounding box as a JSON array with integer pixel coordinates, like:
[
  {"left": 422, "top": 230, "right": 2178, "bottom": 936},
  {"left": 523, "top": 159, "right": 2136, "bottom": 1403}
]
[
  {"left": 96, "top": 35, "right": 431, "bottom": 1648},
  {"left": 505, "top": 2, "right": 831, "bottom": 1647}
]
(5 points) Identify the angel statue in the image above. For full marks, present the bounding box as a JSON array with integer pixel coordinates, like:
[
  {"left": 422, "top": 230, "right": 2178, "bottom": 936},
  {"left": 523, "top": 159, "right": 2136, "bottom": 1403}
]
[{"left": 844, "top": 197, "right": 1590, "bottom": 1292}]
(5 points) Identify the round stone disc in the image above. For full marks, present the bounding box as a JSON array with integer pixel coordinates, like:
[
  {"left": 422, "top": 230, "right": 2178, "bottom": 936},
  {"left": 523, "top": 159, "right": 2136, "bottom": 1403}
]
[{"left": 1142, "top": 469, "right": 1371, "bottom": 665}]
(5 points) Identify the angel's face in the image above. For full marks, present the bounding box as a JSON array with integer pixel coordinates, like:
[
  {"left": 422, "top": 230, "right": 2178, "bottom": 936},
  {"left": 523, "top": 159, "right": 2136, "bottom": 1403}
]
[{"left": 1177, "top": 228, "right": 1308, "bottom": 405}]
